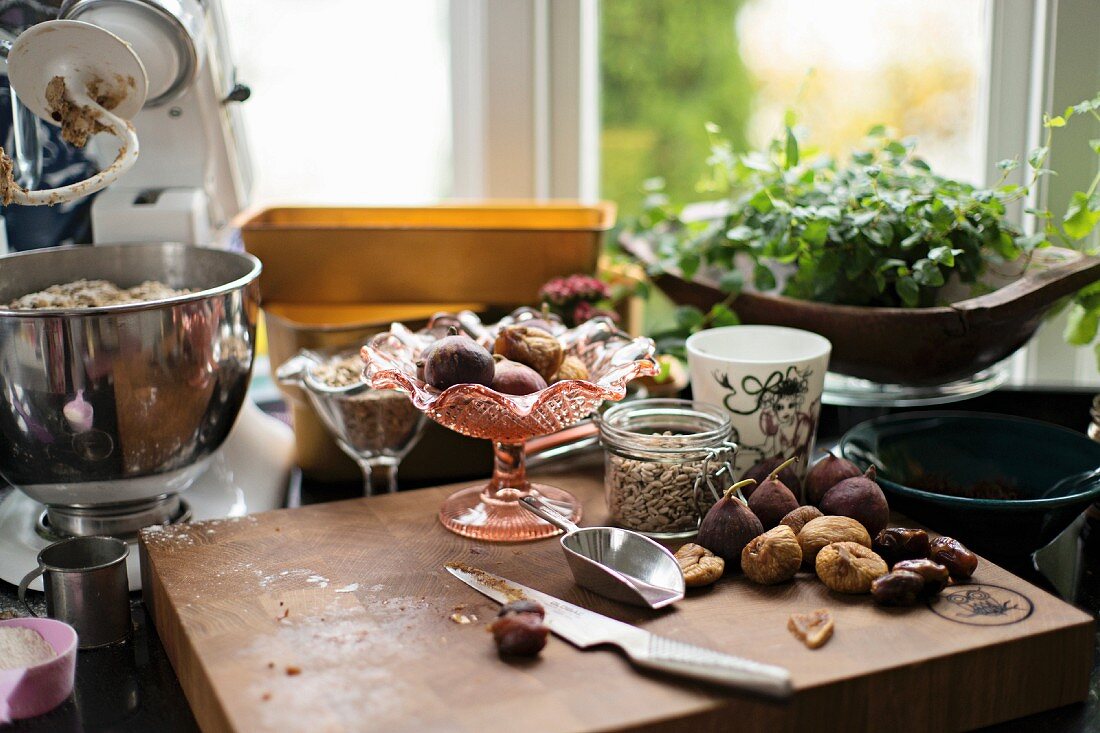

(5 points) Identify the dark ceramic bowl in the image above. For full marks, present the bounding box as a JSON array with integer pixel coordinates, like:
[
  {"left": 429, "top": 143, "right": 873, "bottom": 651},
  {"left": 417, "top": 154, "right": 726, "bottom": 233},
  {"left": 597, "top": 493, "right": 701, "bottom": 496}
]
[{"left": 839, "top": 412, "right": 1100, "bottom": 558}]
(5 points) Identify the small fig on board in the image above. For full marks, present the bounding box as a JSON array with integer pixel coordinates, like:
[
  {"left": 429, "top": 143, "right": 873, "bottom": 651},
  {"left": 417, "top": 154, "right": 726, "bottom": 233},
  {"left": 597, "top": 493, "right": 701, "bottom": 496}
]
[
  {"left": 805, "top": 453, "right": 862, "bottom": 506},
  {"left": 696, "top": 479, "right": 763, "bottom": 569},
  {"left": 491, "top": 357, "right": 548, "bottom": 395},
  {"left": 747, "top": 457, "right": 800, "bottom": 529},
  {"left": 819, "top": 466, "right": 890, "bottom": 537},
  {"left": 742, "top": 525, "right": 802, "bottom": 585},
  {"left": 741, "top": 455, "right": 801, "bottom": 498},
  {"left": 423, "top": 329, "right": 495, "bottom": 390}
]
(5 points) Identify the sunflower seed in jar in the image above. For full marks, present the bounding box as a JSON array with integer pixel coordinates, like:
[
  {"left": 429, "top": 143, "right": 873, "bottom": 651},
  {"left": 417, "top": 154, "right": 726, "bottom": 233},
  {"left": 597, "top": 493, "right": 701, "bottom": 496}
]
[{"left": 605, "top": 432, "right": 713, "bottom": 535}]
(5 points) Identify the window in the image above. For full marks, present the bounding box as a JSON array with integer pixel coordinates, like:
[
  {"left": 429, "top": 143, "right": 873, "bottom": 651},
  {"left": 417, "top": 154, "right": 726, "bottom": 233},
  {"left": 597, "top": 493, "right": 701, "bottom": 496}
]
[
  {"left": 600, "top": 0, "right": 987, "bottom": 219},
  {"left": 224, "top": 0, "right": 452, "bottom": 206}
]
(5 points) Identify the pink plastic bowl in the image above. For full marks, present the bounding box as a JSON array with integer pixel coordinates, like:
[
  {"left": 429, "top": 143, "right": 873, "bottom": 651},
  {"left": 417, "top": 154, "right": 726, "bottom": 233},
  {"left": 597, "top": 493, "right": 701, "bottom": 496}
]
[{"left": 0, "top": 617, "right": 78, "bottom": 723}]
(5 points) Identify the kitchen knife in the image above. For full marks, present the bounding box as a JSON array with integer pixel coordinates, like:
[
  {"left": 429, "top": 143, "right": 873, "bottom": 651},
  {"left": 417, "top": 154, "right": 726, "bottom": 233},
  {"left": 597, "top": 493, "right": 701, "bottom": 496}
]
[{"left": 445, "top": 563, "right": 793, "bottom": 699}]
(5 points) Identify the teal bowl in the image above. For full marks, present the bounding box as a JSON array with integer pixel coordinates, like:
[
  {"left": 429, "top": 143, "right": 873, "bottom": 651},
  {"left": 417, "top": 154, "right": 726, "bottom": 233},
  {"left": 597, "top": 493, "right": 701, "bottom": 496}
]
[{"left": 839, "top": 412, "right": 1100, "bottom": 558}]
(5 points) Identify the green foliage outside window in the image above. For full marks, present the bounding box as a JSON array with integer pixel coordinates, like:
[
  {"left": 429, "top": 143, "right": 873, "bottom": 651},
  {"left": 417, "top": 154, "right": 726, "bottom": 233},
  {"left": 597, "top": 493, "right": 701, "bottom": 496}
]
[{"left": 600, "top": 0, "right": 752, "bottom": 221}]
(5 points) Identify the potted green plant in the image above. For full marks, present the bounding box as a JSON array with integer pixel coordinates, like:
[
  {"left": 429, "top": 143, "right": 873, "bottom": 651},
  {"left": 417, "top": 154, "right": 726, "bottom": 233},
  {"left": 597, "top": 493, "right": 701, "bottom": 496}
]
[{"left": 621, "top": 100, "right": 1100, "bottom": 385}]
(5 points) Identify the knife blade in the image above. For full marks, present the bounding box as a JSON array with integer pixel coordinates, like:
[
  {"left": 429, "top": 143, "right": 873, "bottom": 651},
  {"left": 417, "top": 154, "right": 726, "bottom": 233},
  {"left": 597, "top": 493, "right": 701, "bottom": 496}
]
[{"left": 445, "top": 563, "right": 792, "bottom": 699}]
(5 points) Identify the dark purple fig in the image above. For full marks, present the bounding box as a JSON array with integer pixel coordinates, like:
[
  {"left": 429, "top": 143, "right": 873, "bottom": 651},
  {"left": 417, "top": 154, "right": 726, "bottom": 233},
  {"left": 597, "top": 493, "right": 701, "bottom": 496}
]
[
  {"left": 491, "top": 357, "right": 548, "bottom": 395},
  {"left": 423, "top": 331, "right": 494, "bottom": 390},
  {"left": 819, "top": 466, "right": 890, "bottom": 537},
  {"left": 697, "top": 479, "right": 763, "bottom": 569},
  {"left": 415, "top": 342, "right": 437, "bottom": 381},
  {"left": 805, "top": 453, "right": 862, "bottom": 505},
  {"left": 747, "top": 457, "right": 800, "bottom": 529},
  {"left": 741, "top": 455, "right": 801, "bottom": 498}
]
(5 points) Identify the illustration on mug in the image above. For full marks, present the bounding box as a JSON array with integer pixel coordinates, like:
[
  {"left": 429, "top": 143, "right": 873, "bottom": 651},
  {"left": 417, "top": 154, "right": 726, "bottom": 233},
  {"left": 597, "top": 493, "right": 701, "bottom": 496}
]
[{"left": 714, "top": 365, "right": 819, "bottom": 472}]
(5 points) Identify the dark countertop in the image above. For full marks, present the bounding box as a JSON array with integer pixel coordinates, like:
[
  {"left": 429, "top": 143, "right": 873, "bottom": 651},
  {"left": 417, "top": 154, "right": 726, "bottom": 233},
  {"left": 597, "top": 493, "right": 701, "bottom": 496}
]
[{"left": 3, "top": 387, "right": 1099, "bottom": 732}]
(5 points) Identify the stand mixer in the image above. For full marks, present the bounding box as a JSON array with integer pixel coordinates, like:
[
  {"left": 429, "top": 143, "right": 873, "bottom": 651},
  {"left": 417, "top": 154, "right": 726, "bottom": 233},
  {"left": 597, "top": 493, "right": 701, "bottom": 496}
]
[{"left": 0, "top": 0, "right": 294, "bottom": 591}]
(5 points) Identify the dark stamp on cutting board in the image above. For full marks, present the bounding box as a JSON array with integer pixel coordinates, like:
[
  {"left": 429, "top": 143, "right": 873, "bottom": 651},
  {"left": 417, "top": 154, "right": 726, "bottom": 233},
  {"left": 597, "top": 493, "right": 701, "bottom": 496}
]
[{"left": 928, "top": 584, "right": 1034, "bottom": 626}]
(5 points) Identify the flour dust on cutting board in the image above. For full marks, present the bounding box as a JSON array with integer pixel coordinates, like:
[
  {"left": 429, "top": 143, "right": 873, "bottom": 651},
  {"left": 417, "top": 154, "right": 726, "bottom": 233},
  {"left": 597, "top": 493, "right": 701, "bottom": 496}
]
[{"left": 236, "top": 590, "right": 440, "bottom": 731}]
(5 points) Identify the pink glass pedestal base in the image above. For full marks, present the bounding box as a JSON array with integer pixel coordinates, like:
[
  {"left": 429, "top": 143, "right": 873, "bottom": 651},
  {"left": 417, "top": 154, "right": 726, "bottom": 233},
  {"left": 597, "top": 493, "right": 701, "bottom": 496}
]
[{"left": 438, "top": 482, "right": 582, "bottom": 542}]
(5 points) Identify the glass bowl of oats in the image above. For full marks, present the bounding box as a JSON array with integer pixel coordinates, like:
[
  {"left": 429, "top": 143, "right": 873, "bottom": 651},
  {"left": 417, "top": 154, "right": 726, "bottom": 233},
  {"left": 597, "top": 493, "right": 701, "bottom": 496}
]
[{"left": 277, "top": 348, "right": 427, "bottom": 495}]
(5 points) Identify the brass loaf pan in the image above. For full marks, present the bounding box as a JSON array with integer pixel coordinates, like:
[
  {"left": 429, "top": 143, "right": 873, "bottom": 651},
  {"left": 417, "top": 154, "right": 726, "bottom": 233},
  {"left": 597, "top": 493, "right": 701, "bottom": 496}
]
[{"left": 238, "top": 202, "right": 616, "bottom": 482}]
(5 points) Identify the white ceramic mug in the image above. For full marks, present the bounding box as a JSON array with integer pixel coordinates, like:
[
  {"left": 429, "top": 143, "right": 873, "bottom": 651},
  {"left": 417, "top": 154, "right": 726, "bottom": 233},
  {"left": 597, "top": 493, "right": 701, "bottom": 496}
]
[{"left": 686, "top": 326, "right": 831, "bottom": 482}]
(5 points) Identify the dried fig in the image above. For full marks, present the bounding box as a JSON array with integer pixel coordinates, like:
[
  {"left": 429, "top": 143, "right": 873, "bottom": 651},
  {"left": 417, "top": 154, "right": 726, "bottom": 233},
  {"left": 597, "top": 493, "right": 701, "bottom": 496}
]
[
  {"left": 788, "top": 609, "right": 834, "bottom": 649},
  {"left": 674, "top": 543, "right": 724, "bottom": 587},
  {"left": 819, "top": 466, "right": 890, "bottom": 537},
  {"left": 493, "top": 326, "right": 564, "bottom": 382},
  {"left": 423, "top": 330, "right": 495, "bottom": 389},
  {"left": 552, "top": 355, "right": 589, "bottom": 383},
  {"left": 815, "top": 541, "right": 888, "bottom": 594},
  {"left": 805, "top": 453, "right": 862, "bottom": 505},
  {"left": 696, "top": 479, "right": 763, "bottom": 569},
  {"left": 491, "top": 357, "right": 548, "bottom": 395},
  {"left": 741, "top": 455, "right": 801, "bottom": 497},
  {"left": 742, "top": 525, "right": 802, "bottom": 585},
  {"left": 779, "top": 505, "right": 823, "bottom": 535},
  {"left": 748, "top": 457, "right": 800, "bottom": 529},
  {"left": 797, "top": 515, "right": 871, "bottom": 567}
]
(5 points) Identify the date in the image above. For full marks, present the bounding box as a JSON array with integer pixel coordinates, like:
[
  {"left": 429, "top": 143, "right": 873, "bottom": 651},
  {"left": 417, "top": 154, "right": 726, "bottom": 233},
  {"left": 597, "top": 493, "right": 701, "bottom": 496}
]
[
  {"left": 892, "top": 558, "right": 950, "bottom": 596},
  {"left": 873, "top": 528, "right": 930, "bottom": 565},
  {"left": 929, "top": 536, "right": 978, "bottom": 579},
  {"left": 871, "top": 570, "right": 925, "bottom": 606}
]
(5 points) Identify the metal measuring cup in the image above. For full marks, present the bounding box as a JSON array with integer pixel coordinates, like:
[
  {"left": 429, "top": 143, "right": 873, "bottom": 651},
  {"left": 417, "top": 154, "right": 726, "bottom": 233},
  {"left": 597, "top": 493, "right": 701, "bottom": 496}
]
[{"left": 18, "top": 536, "right": 131, "bottom": 649}]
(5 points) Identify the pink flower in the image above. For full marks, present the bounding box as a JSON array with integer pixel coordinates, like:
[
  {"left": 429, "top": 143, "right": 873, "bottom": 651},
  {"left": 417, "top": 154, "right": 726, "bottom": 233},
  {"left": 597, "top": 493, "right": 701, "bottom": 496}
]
[
  {"left": 539, "top": 274, "right": 611, "bottom": 306},
  {"left": 573, "top": 301, "right": 619, "bottom": 325}
]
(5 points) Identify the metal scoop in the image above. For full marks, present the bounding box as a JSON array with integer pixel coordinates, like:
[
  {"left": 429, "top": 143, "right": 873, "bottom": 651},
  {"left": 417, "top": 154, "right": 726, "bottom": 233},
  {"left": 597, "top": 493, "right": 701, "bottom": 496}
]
[{"left": 519, "top": 495, "right": 685, "bottom": 609}]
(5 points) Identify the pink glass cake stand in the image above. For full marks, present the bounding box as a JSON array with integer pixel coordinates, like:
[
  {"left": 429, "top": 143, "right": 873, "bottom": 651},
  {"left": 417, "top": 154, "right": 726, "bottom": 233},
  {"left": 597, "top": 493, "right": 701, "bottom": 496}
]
[{"left": 362, "top": 309, "right": 657, "bottom": 542}]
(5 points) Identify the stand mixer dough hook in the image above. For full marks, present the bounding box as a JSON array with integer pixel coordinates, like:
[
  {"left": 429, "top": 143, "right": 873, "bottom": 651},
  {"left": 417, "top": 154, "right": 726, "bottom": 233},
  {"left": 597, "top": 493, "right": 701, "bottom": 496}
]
[{"left": 0, "top": 20, "right": 148, "bottom": 206}]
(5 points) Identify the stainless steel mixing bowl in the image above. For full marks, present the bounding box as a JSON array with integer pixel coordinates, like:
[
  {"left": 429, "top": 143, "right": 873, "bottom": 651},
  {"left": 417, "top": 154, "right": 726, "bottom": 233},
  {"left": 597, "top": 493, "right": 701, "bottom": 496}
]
[{"left": 0, "top": 243, "right": 261, "bottom": 535}]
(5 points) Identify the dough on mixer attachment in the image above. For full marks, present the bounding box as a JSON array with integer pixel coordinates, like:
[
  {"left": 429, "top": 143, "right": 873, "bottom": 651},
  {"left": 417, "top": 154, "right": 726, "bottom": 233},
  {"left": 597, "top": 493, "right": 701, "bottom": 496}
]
[
  {"left": 45, "top": 75, "right": 115, "bottom": 147},
  {"left": 0, "top": 148, "right": 18, "bottom": 205}
]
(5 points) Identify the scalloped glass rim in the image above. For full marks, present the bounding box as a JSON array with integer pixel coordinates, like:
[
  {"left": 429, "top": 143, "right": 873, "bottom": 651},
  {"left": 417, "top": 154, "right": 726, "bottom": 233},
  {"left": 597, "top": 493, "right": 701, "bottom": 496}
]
[{"left": 362, "top": 311, "right": 658, "bottom": 437}]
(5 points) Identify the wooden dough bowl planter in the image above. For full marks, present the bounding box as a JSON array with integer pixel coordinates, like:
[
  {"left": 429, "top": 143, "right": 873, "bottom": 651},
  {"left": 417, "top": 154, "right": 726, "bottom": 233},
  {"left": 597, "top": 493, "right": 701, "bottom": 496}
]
[{"left": 622, "top": 234, "right": 1100, "bottom": 386}]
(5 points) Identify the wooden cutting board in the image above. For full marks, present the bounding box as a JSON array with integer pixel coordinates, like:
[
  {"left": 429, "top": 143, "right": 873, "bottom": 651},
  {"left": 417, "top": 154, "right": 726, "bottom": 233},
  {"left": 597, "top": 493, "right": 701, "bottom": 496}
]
[{"left": 141, "top": 465, "right": 1093, "bottom": 733}]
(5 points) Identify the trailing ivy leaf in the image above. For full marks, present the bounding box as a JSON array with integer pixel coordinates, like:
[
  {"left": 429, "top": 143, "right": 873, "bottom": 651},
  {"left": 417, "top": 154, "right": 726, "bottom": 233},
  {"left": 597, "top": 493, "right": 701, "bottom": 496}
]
[
  {"left": 707, "top": 303, "right": 740, "bottom": 327},
  {"left": 718, "top": 269, "right": 744, "bottom": 294},
  {"left": 747, "top": 188, "right": 774, "bottom": 212},
  {"left": 885, "top": 141, "right": 907, "bottom": 157},
  {"left": 1015, "top": 233, "right": 1047, "bottom": 251},
  {"left": 913, "top": 259, "right": 945, "bottom": 287},
  {"left": 678, "top": 252, "right": 701, "bottom": 279},
  {"left": 1063, "top": 191, "right": 1100, "bottom": 240},
  {"left": 785, "top": 127, "right": 799, "bottom": 168},
  {"left": 896, "top": 276, "right": 920, "bottom": 306},
  {"left": 996, "top": 159, "right": 1020, "bottom": 172},
  {"left": 1028, "top": 146, "right": 1050, "bottom": 169},
  {"left": 927, "top": 246, "right": 959, "bottom": 266},
  {"left": 1064, "top": 304, "right": 1100, "bottom": 345},
  {"left": 867, "top": 124, "right": 887, "bottom": 137},
  {"left": 673, "top": 306, "right": 705, "bottom": 331},
  {"left": 753, "top": 263, "right": 777, "bottom": 291}
]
